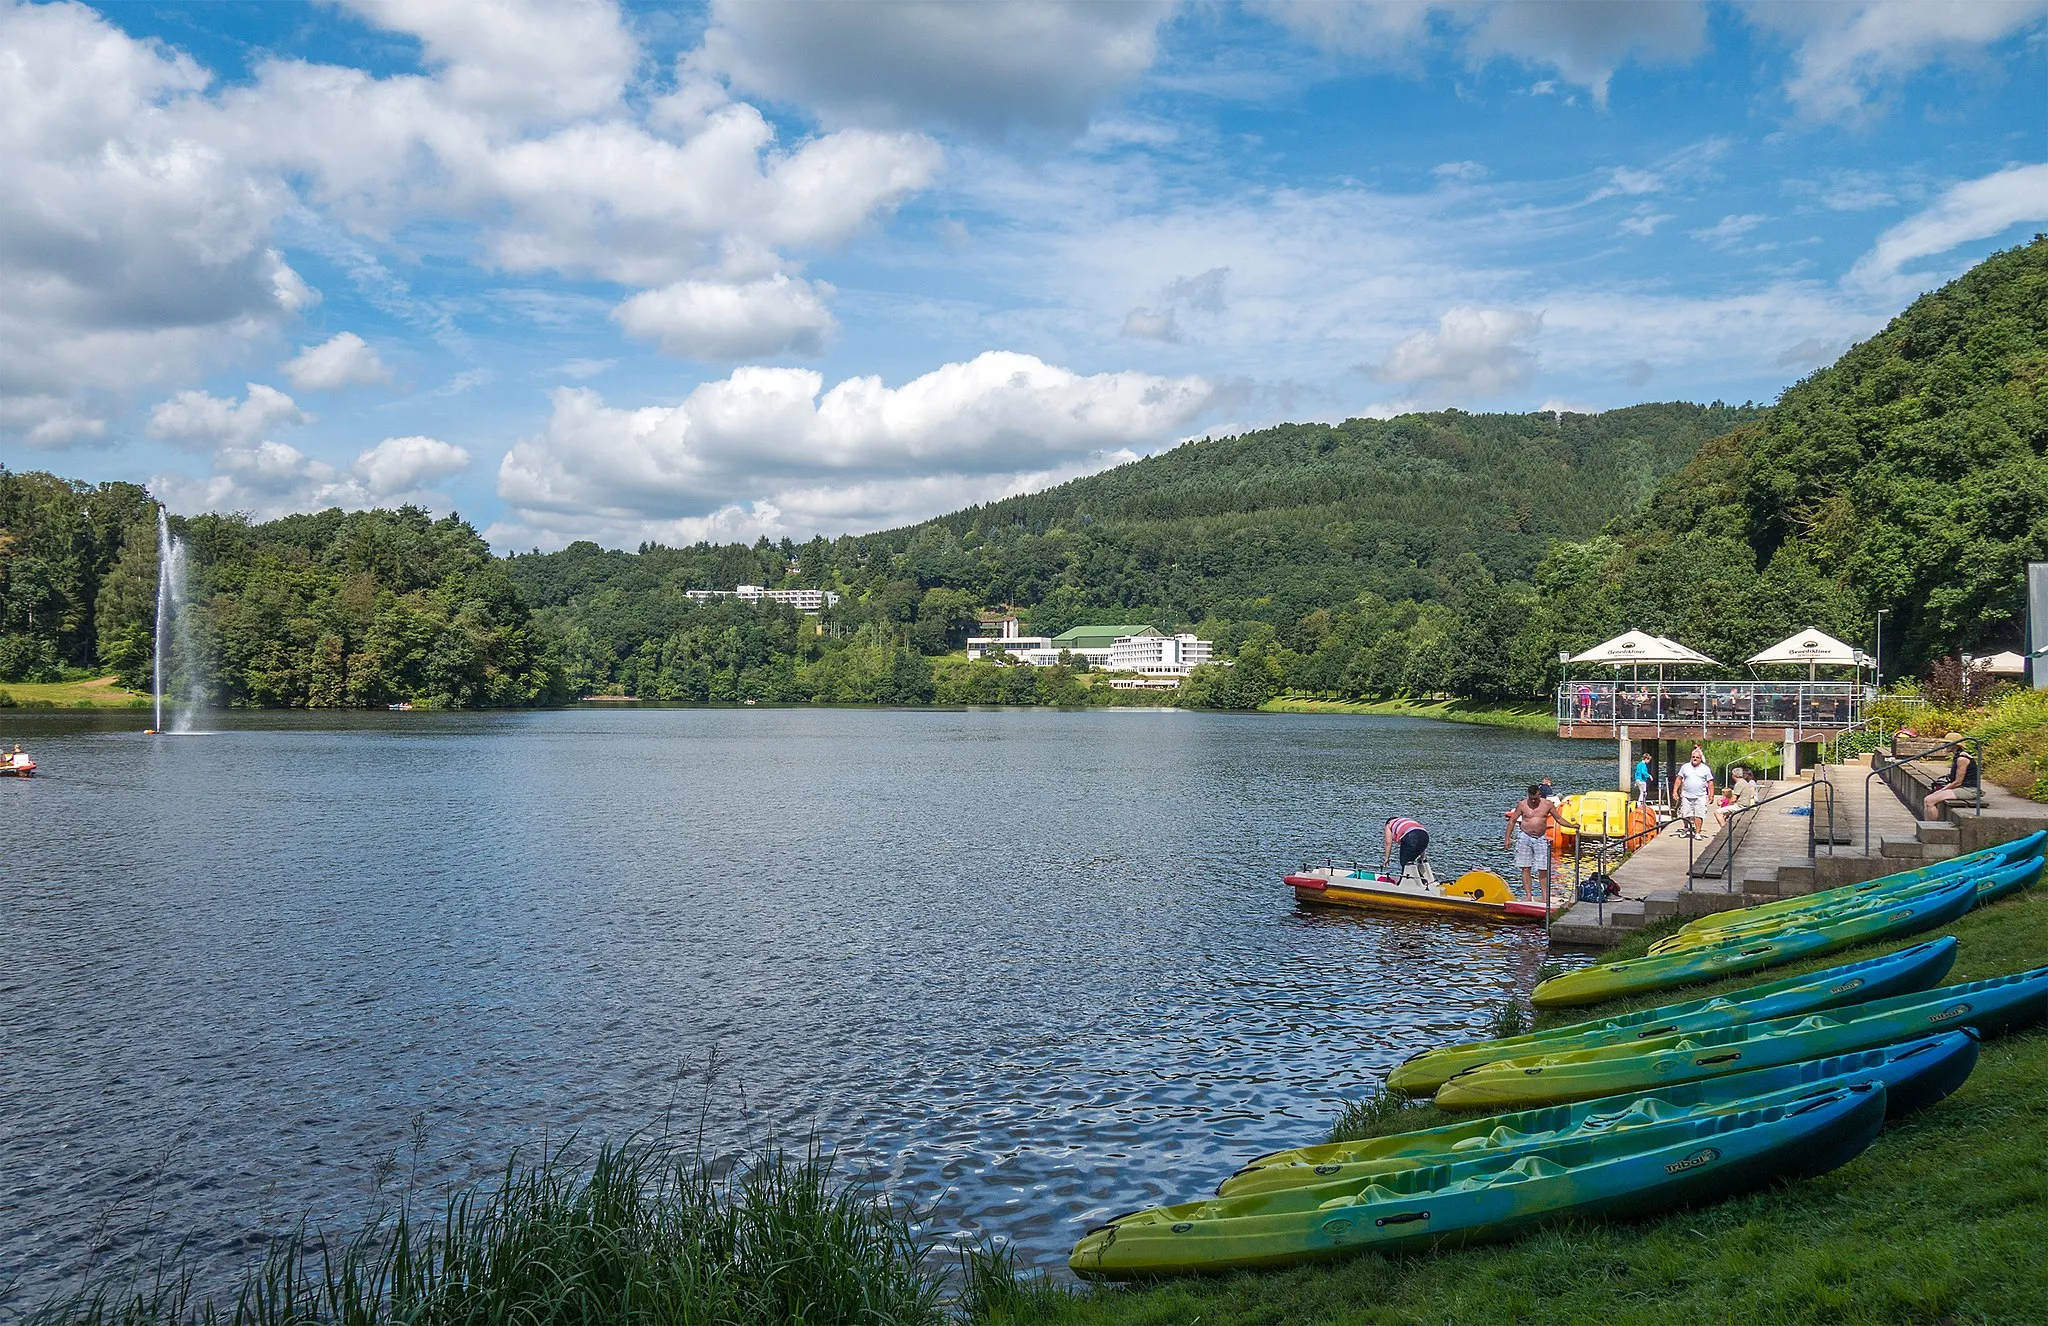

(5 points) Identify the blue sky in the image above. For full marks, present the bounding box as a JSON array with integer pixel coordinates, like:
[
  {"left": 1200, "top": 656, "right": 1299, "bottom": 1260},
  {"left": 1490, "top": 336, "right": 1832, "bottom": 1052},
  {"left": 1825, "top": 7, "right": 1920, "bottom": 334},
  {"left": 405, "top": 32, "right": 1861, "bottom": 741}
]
[{"left": 3, "top": 1, "right": 2045, "bottom": 550}]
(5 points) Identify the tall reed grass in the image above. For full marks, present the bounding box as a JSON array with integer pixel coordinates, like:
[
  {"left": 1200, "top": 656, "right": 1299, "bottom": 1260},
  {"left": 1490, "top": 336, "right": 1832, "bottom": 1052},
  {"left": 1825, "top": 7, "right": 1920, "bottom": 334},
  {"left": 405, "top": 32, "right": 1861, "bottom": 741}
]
[{"left": 28, "top": 1140, "right": 947, "bottom": 1326}]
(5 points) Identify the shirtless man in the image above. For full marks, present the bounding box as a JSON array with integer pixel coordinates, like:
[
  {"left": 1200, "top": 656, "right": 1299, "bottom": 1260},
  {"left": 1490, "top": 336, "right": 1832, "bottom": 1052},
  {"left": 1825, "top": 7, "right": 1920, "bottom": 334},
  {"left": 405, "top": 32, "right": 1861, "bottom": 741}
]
[{"left": 1504, "top": 784, "right": 1575, "bottom": 901}]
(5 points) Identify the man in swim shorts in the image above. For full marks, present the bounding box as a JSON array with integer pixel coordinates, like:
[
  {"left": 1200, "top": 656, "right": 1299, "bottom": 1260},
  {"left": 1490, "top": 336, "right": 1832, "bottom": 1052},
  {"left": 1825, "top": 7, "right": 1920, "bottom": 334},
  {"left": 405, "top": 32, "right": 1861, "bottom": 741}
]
[
  {"left": 1382, "top": 816, "right": 1434, "bottom": 887},
  {"left": 1505, "top": 784, "right": 1575, "bottom": 901}
]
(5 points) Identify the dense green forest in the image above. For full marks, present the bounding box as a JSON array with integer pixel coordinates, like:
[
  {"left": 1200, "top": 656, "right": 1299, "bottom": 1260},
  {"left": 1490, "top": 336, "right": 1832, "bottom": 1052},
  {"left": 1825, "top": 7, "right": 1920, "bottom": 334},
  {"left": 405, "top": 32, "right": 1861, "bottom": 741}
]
[{"left": 2, "top": 238, "right": 2040, "bottom": 710}]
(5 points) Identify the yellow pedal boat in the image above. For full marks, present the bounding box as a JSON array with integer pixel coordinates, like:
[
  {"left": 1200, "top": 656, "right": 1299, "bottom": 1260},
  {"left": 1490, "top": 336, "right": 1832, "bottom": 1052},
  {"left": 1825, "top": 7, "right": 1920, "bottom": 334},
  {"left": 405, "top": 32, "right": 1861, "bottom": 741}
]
[{"left": 1284, "top": 867, "right": 1556, "bottom": 923}]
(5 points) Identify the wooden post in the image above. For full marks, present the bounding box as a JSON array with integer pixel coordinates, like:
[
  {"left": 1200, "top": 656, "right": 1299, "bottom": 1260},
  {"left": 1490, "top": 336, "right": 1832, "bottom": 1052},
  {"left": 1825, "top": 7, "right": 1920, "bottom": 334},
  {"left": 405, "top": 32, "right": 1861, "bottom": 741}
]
[{"left": 1618, "top": 726, "right": 1632, "bottom": 795}]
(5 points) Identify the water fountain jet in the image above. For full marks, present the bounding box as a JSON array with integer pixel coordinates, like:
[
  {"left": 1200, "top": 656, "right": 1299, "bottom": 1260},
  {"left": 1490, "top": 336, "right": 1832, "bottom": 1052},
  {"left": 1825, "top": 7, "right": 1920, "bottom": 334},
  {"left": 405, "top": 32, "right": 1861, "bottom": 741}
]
[{"left": 153, "top": 507, "right": 193, "bottom": 734}]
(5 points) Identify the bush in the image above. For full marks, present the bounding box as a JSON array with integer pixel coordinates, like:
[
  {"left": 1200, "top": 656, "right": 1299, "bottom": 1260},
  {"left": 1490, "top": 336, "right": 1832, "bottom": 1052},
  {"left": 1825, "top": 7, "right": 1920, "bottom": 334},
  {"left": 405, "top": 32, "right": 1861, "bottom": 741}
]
[{"left": 0, "top": 633, "right": 61, "bottom": 683}]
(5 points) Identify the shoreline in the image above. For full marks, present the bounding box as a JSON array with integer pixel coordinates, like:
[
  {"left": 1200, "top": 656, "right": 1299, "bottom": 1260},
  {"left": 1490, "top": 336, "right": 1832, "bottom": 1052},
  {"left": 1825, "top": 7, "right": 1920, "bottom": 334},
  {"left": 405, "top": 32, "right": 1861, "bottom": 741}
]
[{"left": 1260, "top": 695, "right": 1556, "bottom": 734}]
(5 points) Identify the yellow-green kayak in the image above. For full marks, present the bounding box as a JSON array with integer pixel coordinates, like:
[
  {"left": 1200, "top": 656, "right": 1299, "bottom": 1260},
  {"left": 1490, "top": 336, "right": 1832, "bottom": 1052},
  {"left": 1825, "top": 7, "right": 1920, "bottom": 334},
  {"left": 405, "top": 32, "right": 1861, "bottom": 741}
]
[
  {"left": 1385, "top": 939, "right": 1955, "bottom": 1096},
  {"left": 1530, "top": 873, "right": 1978, "bottom": 1009}
]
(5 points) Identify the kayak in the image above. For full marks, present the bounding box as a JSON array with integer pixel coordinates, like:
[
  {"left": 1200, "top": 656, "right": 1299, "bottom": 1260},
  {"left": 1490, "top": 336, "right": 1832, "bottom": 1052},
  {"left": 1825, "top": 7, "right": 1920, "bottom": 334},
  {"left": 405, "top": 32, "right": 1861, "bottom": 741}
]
[
  {"left": 1649, "top": 856, "right": 2041, "bottom": 956},
  {"left": 1673, "top": 831, "right": 2045, "bottom": 943},
  {"left": 1226, "top": 1030, "right": 1974, "bottom": 1198},
  {"left": 1069, "top": 1083, "right": 1885, "bottom": 1279},
  {"left": 1439, "top": 964, "right": 2048, "bottom": 1111},
  {"left": 1386, "top": 939, "right": 1957, "bottom": 1096},
  {"left": 1530, "top": 872, "right": 1979, "bottom": 1009},
  {"left": 1283, "top": 866, "right": 1555, "bottom": 923}
]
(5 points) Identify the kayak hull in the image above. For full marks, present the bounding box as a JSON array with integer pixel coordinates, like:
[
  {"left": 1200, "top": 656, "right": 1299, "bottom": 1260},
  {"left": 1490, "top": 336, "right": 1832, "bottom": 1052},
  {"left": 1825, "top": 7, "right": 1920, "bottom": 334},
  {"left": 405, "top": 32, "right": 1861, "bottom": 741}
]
[
  {"left": 1531, "top": 872, "right": 1980, "bottom": 1009},
  {"left": 1440, "top": 965, "right": 2048, "bottom": 1111},
  {"left": 1227, "top": 1030, "right": 1974, "bottom": 1198},
  {"left": 1071, "top": 1085, "right": 1886, "bottom": 1279},
  {"left": 1386, "top": 939, "right": 1958, "bottom": 1096}
]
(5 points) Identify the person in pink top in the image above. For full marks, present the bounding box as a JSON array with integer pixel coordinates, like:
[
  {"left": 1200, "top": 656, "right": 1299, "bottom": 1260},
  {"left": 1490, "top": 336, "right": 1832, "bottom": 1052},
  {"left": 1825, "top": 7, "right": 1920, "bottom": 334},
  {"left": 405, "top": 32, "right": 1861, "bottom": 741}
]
[{"left": 1382, "top": 815, "right": 1434, "bottom": 887}]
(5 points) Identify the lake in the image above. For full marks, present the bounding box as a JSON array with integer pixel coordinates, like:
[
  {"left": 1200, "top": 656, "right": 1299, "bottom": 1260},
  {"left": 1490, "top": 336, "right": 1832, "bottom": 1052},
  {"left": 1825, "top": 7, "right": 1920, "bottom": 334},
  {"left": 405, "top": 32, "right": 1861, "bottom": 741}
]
[{"left": 0, "top": 705, "right": 1608, "bottom": 1304}]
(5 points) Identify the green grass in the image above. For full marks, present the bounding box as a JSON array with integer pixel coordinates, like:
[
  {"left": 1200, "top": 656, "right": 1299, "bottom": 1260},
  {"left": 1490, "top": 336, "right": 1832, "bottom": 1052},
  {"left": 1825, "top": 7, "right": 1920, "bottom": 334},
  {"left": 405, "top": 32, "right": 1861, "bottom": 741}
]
[
  {"left": 972, "top": 887, "right": 2048, "bottom": 1324},
  {"left": 0, "top": 675, "right": 150, "bottom": 709},
  {"left": 27, "top": 1140, "right": 949, "bottom": 1326},
  {"left": 1262, "top": 696, "right": 1556, "bottom": 734}
]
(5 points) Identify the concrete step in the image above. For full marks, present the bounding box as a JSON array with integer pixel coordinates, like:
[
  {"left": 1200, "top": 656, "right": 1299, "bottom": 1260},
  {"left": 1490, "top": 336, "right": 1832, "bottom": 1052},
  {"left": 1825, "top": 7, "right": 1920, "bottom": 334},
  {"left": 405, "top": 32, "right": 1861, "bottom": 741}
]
[
  {"left": 1739, "top": 871, "right": 1788, "bottom": 897},
  {"left": 1882, "top": 836, "right": 1959, "bottom": 861},
  {"left": 1674, "top": 889, "right": 1758, "bottom": 918},
  {"left": 1643, "top": 894, "right": 1682, "bottom": 920},
  {"left": 1604, "top": 900, "right": 1649, "bottom": 929},
  {"left": 1916, "top": 820, "right": 1961, "bottom": 846}
]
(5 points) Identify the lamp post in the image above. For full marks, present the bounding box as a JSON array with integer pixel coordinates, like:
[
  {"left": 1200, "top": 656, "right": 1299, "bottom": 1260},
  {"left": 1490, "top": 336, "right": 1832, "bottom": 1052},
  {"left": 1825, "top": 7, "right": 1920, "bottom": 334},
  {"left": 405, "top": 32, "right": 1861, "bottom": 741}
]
[{"left": 1874, "top": 609, "right": 1888, "bottom": 693}]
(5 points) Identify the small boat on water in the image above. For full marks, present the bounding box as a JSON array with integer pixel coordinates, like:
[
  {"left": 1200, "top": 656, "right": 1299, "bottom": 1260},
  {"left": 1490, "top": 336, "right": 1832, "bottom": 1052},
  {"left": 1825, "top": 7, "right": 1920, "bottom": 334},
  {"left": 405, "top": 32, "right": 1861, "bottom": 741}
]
[
  {"left": 1284, "top": 866, "right": 1557, "bottom": 923},
  {"left": 0, "top": 758, "right": 35, "bottom": 778}
]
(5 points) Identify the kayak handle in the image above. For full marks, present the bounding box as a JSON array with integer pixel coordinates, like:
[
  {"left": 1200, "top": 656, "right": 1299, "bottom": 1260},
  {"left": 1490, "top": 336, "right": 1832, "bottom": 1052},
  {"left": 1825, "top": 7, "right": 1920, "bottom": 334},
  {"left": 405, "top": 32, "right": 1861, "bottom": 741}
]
[
  {"left": 1634, "top": 1024, "right": 1678, "bottom": 1039},
  {"left": 1693, "top": 1052, "right": 1741, "bottom": 1066},
  {"left": 1375, "top": 1210, "right": 1430, "bottom": 1227}
]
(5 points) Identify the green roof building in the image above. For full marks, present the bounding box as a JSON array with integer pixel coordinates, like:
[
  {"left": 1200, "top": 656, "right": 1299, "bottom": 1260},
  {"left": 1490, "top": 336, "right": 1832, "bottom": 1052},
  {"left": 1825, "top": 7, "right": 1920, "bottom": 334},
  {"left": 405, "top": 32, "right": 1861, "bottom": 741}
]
[{"left": 1049, "top": 624, "right": 1158, "bottom": 652}]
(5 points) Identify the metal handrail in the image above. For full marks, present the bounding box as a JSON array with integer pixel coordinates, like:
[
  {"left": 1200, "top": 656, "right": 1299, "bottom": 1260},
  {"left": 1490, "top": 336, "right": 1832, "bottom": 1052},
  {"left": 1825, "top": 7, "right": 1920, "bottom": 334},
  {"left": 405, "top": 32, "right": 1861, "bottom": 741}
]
[
  {"left": 1556, "top": 680, "right": 1871, "bottom": 734},
  {"left": 1864, "top": 736, "right": 1984, "bottom": 854},
  {"left": 1574, "top": 814, "right": 1663, "bottom": 926},
  {"left": 1687, "top": 773, "right": 1833, "bottom": 893}
]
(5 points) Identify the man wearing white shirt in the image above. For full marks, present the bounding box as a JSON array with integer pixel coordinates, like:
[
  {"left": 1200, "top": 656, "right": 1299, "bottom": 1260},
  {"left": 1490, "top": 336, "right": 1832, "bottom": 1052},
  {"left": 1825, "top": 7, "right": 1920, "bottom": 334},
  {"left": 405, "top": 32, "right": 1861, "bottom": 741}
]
[{"left": 1676, "top": 747, "right": 1715, "bottom": 838}]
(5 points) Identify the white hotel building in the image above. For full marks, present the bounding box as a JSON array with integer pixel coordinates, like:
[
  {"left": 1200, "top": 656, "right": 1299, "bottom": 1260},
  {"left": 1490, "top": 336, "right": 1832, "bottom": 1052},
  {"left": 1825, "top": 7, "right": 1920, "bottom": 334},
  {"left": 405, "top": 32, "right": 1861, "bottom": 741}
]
[
  {"left": 685, "top": 585, "right": 840, "bottom": 612},
  {"left": 966, "top": 619, "right": 1213, "bottom": 683}
]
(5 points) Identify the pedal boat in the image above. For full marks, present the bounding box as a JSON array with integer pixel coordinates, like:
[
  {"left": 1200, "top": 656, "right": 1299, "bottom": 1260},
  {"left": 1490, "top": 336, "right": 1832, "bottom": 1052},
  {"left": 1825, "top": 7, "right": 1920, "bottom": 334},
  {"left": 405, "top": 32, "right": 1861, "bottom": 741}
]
[
  {"left": 1284, "top": 866, "right": 1555, "bottom": 923},
  {"left": 0, "top": 759, "right": 35, "bottom": 778}
]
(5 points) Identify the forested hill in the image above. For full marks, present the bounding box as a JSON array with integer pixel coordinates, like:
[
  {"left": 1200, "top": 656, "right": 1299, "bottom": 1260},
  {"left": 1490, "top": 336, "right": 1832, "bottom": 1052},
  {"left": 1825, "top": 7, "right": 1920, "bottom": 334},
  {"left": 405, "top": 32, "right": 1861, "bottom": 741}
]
[
  {"left": 863, "top": 403, "right": 1756, "bottom": 627},
  {"left": 1580, "top": 235, "right": 2048, "bottom": 676}
]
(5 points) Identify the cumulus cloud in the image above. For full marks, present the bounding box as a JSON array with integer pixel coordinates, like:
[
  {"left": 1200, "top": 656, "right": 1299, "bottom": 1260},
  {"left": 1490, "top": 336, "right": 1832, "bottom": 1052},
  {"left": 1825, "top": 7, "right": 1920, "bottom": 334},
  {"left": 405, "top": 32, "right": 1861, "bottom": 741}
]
[
  {"left": 281, "top": 332, "right": 391, "bottom": 390},
  {"left": 154, "top": 433, "right": 471, "bottom": 520},
  {"left": 0, "top": 1, "right": 307, "bottom": 443},
  {"left": 492, "top": 351, "right": 1211, "bottom": 547},
  {"left": 1747, "top": 0, "right": 2048, "bottom": 121},
  {"left": 146, "top": 383, "right": 309, "bottom": 451},
  {"left": 1372, "top": 307, "right": 1542, "bottom": 394},
  {"left": 352, "top": 435, "right": 472, "bottom": 494},
  {"left": 1849, "top": 162, "right": 2048, "bottom": 289},
  {"left": 694, "top": 0, "right": 1176, "bottom": 136},
  {"left": 1258, "top": 1, "right": 1707, "bottom": 103},
  {"left": 613, "top": 273, "right": 837, "bottom": 359},
  {"left": 0, "top": 0, "right": 947, "bottom": 443}
]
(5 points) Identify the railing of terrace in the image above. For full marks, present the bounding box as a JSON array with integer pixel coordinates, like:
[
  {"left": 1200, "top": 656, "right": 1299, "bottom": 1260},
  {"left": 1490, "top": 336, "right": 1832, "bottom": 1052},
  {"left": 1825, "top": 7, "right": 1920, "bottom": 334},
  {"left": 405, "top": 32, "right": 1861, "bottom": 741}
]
[{"left": 1557, "top": 681, "right": 1871, "bottom": 732}]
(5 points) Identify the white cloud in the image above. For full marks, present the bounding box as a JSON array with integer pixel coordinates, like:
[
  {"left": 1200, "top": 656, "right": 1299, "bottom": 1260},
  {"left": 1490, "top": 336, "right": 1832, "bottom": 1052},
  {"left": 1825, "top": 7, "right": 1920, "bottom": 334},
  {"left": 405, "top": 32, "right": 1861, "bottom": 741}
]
[
  {"left": 492, "top": 351, "right": 1211, "bottom": 546},
  {"left": 1121, "top": 308, "right": 1182, "bottom": 342},
  {"left": 0, "top": 394, "right": 106, "bottom": 447},
  {"left": 146, "top": 383, "right": 308, "bottom": 450},
  {"left": 1747, "top": 0, "right": 2048, "bottom": 121},
  {"left": 1372, "top": 307, "right": 1542, "bottom": 394},
  {"left": 1849, "top": 162, "right": 2048, "bottom": 289},
  {"left": 281, "top": 331, "right": 391, "bottom": 390},
  {"left": 1690, "top": 212, "right": 1769, "bottom": 248},
  {"left": 613, "top": 273, "right": 837, "bottom": 359},
  {"left": 1619, "top": 210, "right": 1673, "bottom": 236},
  {"left": 333, "top": 0, "right": 638, "bottom": 120},
  {"left": 1258, "top": 1, "right": 1707, "bottom": 104},
  {"left": 0, "top": 0, "right": 306, "bottom": 443},
  {"left": 694, "top": 0, "right": 1176, "bottom": 135},
  {"left": 155, "top": 433, "right": 471, "bottom": 520},
  {"left": 1432, "top": 160, "right": 1489, "bottom": 183},
  {"left": 351, "top": 435, "right": 472, "bottom": 494}
]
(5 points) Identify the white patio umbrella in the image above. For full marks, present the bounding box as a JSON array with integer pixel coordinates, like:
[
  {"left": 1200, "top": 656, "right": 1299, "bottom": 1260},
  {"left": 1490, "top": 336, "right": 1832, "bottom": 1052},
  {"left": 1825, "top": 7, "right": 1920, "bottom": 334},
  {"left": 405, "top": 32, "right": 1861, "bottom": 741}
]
[
  {"left": 1969, "top": 651, "right": 2027, "bottom": 674},
  {"left": 1570, "top": 629, "right": 1705, "bottom": 666},
  {"left": 1747, "top": 626, "right": 1861, "bottom": 681},
  {"left": 1654, "top": 635, "right": 1720, "bottom": 666}
]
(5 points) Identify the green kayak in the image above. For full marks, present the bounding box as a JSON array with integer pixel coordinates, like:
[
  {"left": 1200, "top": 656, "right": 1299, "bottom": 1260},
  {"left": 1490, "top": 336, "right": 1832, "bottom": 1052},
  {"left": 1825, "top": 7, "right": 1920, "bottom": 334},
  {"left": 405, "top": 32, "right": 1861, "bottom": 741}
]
[
  {"left": 1531, "top": 872, "right": 1979, "bottom": 1009},
  {"left": 1386, "top": 939, "right": 1956, "bottom": 1096},
  {"left": 1650, "top": 856, "right": 2040, "bottom": 956},
  {"left": 1439, "top": 964, "right": 2048, "bottom": 1110},
  {"left": 1227, "top": 1030, "right": 1974, "bottom": 1197},
  {"left": 1674, "top": 831, "right": 2045, "bottom": 943},
  {"left": 1070, "top": 1084, "right": 1885, "bottom": 1279}
]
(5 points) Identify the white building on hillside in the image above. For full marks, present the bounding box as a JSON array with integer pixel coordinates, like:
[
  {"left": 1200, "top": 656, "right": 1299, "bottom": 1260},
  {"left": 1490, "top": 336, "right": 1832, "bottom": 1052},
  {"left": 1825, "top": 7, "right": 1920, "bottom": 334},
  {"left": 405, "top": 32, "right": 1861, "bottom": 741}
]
[
  {"left": 686, "top": 585, "right": 840, "bottom": 611},
  {"left": 966, "top": 617, "right": 1055, "bottom": 661},
  {"left": 1109, "top": 632, "right": 1213, "bottom": 677}
]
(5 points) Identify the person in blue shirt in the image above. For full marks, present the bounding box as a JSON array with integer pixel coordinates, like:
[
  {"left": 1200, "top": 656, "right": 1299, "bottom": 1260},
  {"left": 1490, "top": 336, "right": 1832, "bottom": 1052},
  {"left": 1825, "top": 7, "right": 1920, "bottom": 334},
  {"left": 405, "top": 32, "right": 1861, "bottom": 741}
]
[{"left": 1633, "top": 754, "right": 1651, "bottom": 805}]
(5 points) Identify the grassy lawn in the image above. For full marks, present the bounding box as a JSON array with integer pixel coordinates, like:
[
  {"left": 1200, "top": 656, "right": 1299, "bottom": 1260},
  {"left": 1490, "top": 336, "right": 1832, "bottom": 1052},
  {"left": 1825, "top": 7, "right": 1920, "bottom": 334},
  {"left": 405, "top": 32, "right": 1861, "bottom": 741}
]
[
  {"left": 0, "top": 675, "right": 149, "bottom": 709},
  {"left": 978, "top": 887, "right": 2048, "bottom": 1325},
  {"left": 1262, "top": 696, "right": 1556, "bottom": 735}
]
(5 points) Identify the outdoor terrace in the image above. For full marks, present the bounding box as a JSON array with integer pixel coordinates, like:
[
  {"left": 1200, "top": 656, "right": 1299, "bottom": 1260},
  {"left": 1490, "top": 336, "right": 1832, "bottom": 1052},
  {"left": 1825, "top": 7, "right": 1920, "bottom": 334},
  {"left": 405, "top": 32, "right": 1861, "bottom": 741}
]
[{"left": 1555, "top": 680, "right": 1872, "bottom": 740}]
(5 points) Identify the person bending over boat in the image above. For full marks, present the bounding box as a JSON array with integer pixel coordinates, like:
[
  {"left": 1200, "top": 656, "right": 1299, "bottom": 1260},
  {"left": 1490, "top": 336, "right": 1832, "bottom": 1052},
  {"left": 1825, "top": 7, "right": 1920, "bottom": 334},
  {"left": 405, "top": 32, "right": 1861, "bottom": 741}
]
[
  {"left": 1382, "top": 816, "right": 1435, "bottom": 888},
  {"left": 1505, "top": 786, "right": 1575, "bottom": 901}
]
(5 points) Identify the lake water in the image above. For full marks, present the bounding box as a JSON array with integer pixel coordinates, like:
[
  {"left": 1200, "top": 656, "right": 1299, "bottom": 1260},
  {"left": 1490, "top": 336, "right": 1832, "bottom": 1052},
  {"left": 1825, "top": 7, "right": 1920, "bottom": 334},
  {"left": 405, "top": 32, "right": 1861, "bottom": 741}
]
[{"left": 0, "top": 706, "right": 1607, "bottom": 1304}]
